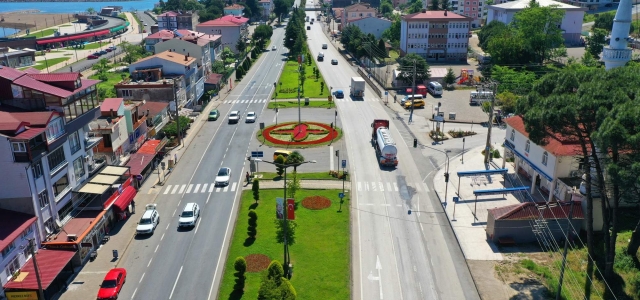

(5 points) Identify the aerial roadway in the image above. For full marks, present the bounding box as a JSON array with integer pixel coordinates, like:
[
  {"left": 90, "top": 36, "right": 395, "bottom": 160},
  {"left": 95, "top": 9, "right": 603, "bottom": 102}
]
[
  {"left": 303, "top": 1, "right": 480, "bottom": 299},
  {"left": 115, "top": 23, "right": 288, "bottom": 300}
]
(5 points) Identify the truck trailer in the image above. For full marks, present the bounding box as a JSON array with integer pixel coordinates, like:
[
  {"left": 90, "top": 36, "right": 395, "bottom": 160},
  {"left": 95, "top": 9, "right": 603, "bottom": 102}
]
[
  {"left": 350, "top": 77, "right": 365, "bottom": 98},
  {"left": 371, "top": 119, "right": 398, "bottom": 167}
]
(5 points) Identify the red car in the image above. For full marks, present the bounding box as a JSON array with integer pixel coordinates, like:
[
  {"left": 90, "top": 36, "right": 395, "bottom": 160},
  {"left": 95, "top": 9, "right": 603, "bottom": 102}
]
[
  {"left": 88, "top": 54, "right": 99, "bottom": 59},
  {"left": 97, "top": 268, "right": 126, "bottom": 300}
]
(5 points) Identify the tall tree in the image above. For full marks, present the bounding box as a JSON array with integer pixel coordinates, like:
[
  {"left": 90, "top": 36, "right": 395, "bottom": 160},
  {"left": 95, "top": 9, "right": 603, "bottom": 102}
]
[
  {"left": 585, "top": 28, "right": 607, "bottom": 59},
  {"left": 380, "top": 0, "right": 394, "bottom": 15},
  {"left": 477, "top": 20, "right": 509, "bottom": 51},
  {"left": 243, "top": 0, "right": 262, "bottom": 19},
  {"left": 382, "top": 15, "right": 401, "bottom": 47},
  {"left": 253, "top": 24, "right": 274, "bottom": 49},
  {"left": 236, "top": 36, "right": 247, "bottom": 54},
  {"left": 443, "top": 68, "right": 456, "bottom": 88},
  {"left": 396, "top": 53, "right": 430, "bottom": 85},
  {"left": 286, "top": 151, "right": 305, "bottom": 172},
  {"left": 377, "top": 38, "right": 388, "bottom": 58},
  {"left": 429, "top": 0, "right": 440, "bottom": 11}
]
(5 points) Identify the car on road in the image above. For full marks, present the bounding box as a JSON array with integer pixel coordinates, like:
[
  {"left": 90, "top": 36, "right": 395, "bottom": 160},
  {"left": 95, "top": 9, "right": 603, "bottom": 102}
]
[
  {"left": 272, "top": 46, "right": 277, "bottom": 51},
  {"left": 97, "top": 268, "right": 127, "bottom": 300},
  {"left": 403, "top": 99, "right": 426, "bottom": 109},
  {"left": 88, "top": 54, "right": 99, "bottom": 59},
  {"left": 307, "top": 26, "right": 310, "bottom": 30},
  {"left": 93, "top": 52, "right": 102, "bottom": 56},
  {"left": 228, "top": 110, "right": 240, "bottom": 123},
  {"left": 105, "top": 48, "right": 113, "bottom": 52},
  {"left": 317, "top": 52, "right": 324, "bottom": 61},
  {"left": 331, "top": 59, "right": 338, "bottom": 65},
  {"left": 109, "top": 46, "right": 117, "bottom": 51},
  {"left": 143, "top": 23, "right": 147, "bottom": 26},
  {"left": 215, "top": 167, "right": 231, "bottom": 186},
  {"left": 178, "top": 203, "right": 200, "bottom": 227},
  {"left": 208, "top": 109, "right": 219, "bottom": 121},
  {"left": 245, "top": 111, "right": 257, "bottom": 123},
  {"left": 322, "top": 43, "right": 328, "bottom": 49},
  {"left": 99, "top": 50, "right": 108, "bottom": 55},
  {"left": 334, "top": 90, "right": 344, "bottom": 98},
  {"left": 136, "top": 204, "right": 159, "bottom": 235}
]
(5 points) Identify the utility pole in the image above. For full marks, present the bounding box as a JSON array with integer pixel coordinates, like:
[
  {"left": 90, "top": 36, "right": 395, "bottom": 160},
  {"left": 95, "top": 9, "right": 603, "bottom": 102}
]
[
  {"left": 408, "top": 61, "right": 417, "bottom": 123},
  {"left": 483, "top": 82, "right": 497, "bottom": 164},
  {"left": 556, "top": 189, "right": 577, "bottom": 300},
  {"left": 29, "top": 239, "right": 45, "bottom": 300}
]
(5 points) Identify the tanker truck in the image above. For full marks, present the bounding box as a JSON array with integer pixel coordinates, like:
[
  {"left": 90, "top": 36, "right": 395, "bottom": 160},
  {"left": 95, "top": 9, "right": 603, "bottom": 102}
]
[{"left": 371, "top": 119, "right": 398, "bottom": 167}]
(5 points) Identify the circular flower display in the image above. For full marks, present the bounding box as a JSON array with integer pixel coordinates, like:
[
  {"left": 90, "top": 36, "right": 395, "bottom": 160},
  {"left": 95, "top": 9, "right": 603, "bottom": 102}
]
[{"left": 262, "top": 122, "right": 339, "bottom": 145}]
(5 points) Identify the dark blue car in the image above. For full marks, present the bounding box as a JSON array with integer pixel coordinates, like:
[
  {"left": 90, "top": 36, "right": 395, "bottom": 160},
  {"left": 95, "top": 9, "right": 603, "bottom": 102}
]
[{"left": 334, "top": 90, "right": 344, "bottom": 99}]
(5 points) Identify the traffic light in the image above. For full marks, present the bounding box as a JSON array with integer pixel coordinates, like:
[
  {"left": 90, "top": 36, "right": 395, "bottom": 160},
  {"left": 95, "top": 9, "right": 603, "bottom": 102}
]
[
  {"left": 335, "top": 150, "right": 339, "bottom": 157},
  {"left": 444, "top": 172, "right": 449, "bottom": 183},
  {"left": 413, "top": 139, "right": 417, "bottom": 148}
]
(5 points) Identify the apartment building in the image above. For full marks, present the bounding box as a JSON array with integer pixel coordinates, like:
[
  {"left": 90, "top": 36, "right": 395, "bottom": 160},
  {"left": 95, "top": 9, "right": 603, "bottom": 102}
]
[
  {"left": 343, "top": 3, "right": 378, "bottom": 25},
  {"left": 224, "top": 4, "right": 245, "bottom": 16},
  {"left": 196, "top": 15, "right": 250, "bottom": 53},
  {"left": 400, "top": 10, "right": 472, "bottom": 62},
  {"left": 259, "top": 0, "right": 273, "bottom": 20},
  {"left": 157, "top": 11, "right": 199, "bottom": 31},
  {"left": 154, "top": 32, "right": 223, "bottom": 76},
  {"left": 0, "top": 209, "right": 37, "bottom": 299},
  {"left": 451, "top": 0, "right": 485, "bottom": 28}
]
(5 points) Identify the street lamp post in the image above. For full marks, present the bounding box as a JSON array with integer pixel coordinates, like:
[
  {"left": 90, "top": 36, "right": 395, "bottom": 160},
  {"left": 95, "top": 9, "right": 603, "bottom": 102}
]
[{"left": 254, "top": 158, "right": 316, "bottom": 277}]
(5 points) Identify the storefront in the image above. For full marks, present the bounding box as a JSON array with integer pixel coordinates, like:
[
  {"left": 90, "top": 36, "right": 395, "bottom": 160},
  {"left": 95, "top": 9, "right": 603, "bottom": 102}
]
[{"left": 4, "top": 249, "right": 76, "bottom": 300}]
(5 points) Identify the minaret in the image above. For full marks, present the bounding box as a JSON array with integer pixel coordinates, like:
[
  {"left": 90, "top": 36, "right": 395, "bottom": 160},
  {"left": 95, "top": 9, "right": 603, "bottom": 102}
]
[{"left": 602, "top": 0, "right": 633, "bottom": 70}]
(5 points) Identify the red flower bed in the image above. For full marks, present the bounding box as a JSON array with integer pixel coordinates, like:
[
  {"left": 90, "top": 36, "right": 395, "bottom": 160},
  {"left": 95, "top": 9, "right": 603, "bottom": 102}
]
[
  {"left": 301, "top": 196, "right": 332, "bottom": 210},
  {"left": 263, "top": 122, "right": 338, "bottom": 145},
  {"left": 245, "top": 253, "right": 271, "bottom": 272}
]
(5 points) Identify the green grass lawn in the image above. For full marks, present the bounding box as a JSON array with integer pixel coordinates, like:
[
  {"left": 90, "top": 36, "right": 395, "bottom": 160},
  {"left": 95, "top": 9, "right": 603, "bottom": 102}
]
[
  {"left": 267, "top": 99, "right": 335, "bottom": 109},
  {"left": 386, "top": 50, "right": 400, "bottom": 63},
  {"left": 256, "top": 125, "right": 343, "bottom": 148},
  {"left": 255, "top": 172, "right": 340, "bottom": 180},
  {"left": 218, "top": 189, "right": 350, "bottom": 300},
  {"left": 276, "top": 59, "right": 330, "bottom": 99},
  {"left": 33, "top": 57, "right": 70, "bottom": 70},
  {"left": 118, "top": 13, "right": 127, "bottom": 20},
  {"left": 25, "top": 28, "right": 56, "bottom": 38}
]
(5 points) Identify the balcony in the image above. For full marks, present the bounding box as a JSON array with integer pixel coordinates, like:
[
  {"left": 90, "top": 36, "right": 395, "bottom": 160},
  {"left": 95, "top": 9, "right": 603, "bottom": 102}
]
[{"left": 84, "top": 135, "right": 103, "bottom": 150}]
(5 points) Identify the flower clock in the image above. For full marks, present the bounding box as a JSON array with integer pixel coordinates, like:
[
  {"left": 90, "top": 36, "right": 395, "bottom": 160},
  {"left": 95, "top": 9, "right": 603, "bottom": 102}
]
[{"left": 262, "top": 122, "right": 339, "bottom": 145}]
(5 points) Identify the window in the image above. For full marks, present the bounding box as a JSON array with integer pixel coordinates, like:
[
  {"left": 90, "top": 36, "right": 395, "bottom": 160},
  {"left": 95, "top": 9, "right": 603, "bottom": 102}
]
[
  {"left": 510, "top": 129, "right": 515, "bottom": 141},
  {"left": 69, "top": 131, "right": 81, "bottom": 154},
  {"left": 53, "top": 174, "right": 70, "bottom": 199},
  {"left": 38, "top": 190, "right": 49, "bottom": 208},
  {"left": 73, "top": 156, "right": 85, "bottom": 179},
  {"left": 542, "top": 152, "right": 548, "bottom": 166},
  {"left": 1, "top": 240, "right": 15, "bottom": 259},
  {"left": 46, "top": 116, "right": 65, "bottom": 142},
  {"left": 4, "top": 256, "right": 20, "bottom": 278},
  {"left": 121, "top": 89, "right": 133, "bottom": 97},
  {"left": 32, "top": 161, "right": 44, "bottom": 179},
  {"left": 12, "top": 142, "right": 26, "bottom": 152},
  {"left": 20, "top": 226, "right": 33, "bottom": 240},
  {"left": 525, "top": 140, "right": 531, "bottom": 153},
  {"left": 47, "top": 146, "right": 66, "bottom": 173},
  {"left": 44, "top": 218, "right": 55, "bottom": 235}
]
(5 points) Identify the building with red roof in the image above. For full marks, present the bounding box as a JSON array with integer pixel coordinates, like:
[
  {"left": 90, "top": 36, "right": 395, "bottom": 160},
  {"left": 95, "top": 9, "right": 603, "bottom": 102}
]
[
  {"left": 0, "top": 208, "right": 38, "bottom": 293},
  {"left": 197, "top": 15, "right": 249, "bottom": 53},
  {"left": 400, "top": 10, "right": 472, "bottom": 62},
  {"left": 157, "top": 10, "right": 199, "bottom": 31}
]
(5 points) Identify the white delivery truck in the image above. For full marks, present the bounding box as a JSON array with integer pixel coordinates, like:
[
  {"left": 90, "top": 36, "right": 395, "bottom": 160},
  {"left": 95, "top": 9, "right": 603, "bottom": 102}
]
[{"left": 350, "top": 77, "right": 365, "bottom": 98}]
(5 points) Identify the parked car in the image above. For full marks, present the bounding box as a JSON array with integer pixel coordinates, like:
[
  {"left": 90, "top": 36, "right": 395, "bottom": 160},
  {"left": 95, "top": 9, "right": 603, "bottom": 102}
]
[
  {"left": 93, "top": 52, "right": 102, "bottom": 56},
  {"left": 208, "top": 109, "right": 219, "bottom": 121},
  {"left": 109, "top": 46, "right": 117, "bottom": 51},
  {"left": 136, "top": 204, "right": 159, "bottom": 235},
  {"left": 99, "top": 50, "right": 108, "bottom": 55},
  {"left": 178, "top": 203, "right": 200, "bottom": 228},
  {"left": 97, "top": 268, "right": 127, "bottom": 300},
  {"left": 88, "top": 54, "right": 99, "bottom": 59},
  {"left": 105, "top": 48, "right": 113, "bottom": 52},
  {"left": 215, "top": 167, "right": 231, "bottom": 186},
  {"left": 404, "top": 99, "right": 426, "bottom": 109}
]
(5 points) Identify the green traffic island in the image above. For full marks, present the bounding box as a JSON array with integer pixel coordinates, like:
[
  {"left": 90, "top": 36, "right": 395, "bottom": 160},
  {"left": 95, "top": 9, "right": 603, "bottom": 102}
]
[
  {"left": 218, "top": 189, "right": 350, "bottom": 299},
  {"left": 447, "top": 130, "right": 477, "bottom": 138},
  {"left": 275, "top": 57, "right": 330, "bottom": 100},
  {"left": 256, "top": 121, "right": 343, "bottom": 148},
  {"left": 267, "top": 99, "right": 335, "bottom": 109},
  {"left": 253, "top": 172, "right": 343, "bottom": 181},
  {"left": 429, "top": 130, "right": 449, "bottom": 142}
]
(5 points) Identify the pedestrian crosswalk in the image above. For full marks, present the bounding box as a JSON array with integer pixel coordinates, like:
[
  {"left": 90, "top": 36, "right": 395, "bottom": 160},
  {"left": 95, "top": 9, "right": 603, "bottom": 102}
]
[
  {"left": 221, "top": 98, "right": 384, "bottom": 104},
  {"left": 356, "top": 181, "right": 430, "bottom": 193},
  {"left": 163, "top": 182, "right": 238, "bottom": 195},
  {"left": 332, "top": 98, "right": 381, "bottom": 103}
]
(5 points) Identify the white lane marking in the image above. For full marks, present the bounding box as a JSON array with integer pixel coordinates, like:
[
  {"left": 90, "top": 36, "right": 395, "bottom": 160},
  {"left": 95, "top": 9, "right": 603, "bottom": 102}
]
[
  {"left": 329, "top": 145, "right": 334, "bottom": 171},
  {"left": 147, "top": 258, "right": 152, "bottom": 267},
  {"left": 201, "top": 184, "right": 208, "bottom": 193},
  {"left": 164, "top": 185, "right": 172, "bottom": 194},
  {"left": 171, "top": 185, "right": 179, "bottom": 194},
  {"left": 172, "top": 209, "right": 176, "bottom": 216},
  {"left": 387, "top": 182, "right": 392, "bottom": 192},
  {"left": 231, "top": 182, "right": 237, "bottom": 192},
  {"left": 422, "top": 182, "right": 430, "bottom": 192},
  {"left": 131, "top": 288, "right": 137, "bottom": 299},
  {"left": 155, "top": 245, "right": 159, "bottom": 253},
  {"left": 178, "top": 185, "right": 186, "bottom": 194},
  {"left": 169, "top": 266, "right": 183, "bottom": 299},
  {"left": 186, "top": 184, "right": 194, "bottom": 193},
  {"left": 358, "top": 182, "right": 361, "bottom": 191},
  {"left": 166, "top": 223, "right": 169, "bottom": 230},
  {"left": 140, "top": 272, "right": 146, "bottom": 283},
  {"left": 415, "top": 183, "right": 422, "bottom": 192},
  {"left": 394, "top": 182, "right": 399, "bottom": 192},
  {"left": 209, "top": 184, "right": 215, "bottom": 193},
  {"left": 161, "top": 233, "right": 165, "bottom": 241},
  {"left": 194, "top": 184, "right": 201, "bottom": 193},
  {"left": 379, "top": 182, "right": 384, "bottom": 191},
  {"left": 381, "top": 204, "right": 391, "bottom": 207},
  {"left": 223, "top": 185, "right": 229, "bottom": 192},
  {"left": 195, "top": 218, "right": 201, "bottom": 234}
]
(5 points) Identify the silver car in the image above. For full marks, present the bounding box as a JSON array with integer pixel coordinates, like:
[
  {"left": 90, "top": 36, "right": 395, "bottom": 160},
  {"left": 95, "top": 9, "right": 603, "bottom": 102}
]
[
  {"left": 215, "top": 167, "right": 231, "bottom": 186},
  {"left": 246, "top": 112, "right": 257, "bottom": 123}
]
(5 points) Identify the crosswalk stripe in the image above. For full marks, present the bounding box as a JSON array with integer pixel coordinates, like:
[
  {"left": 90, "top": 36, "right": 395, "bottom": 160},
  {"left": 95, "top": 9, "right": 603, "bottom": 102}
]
[
  {"left": 223, "top": 185, "right": 229, "bottom": 192},
  {"left": 422, "top": 182, "right": 430, "bottom": 192},
  {"left": 357, "top": 182, "right": 361, "bottom": 192},
  {"left": 365, "top": 182, "right": 369, "bottom": 191},
  {"left": 194, "top": 184, "right": 201, "bottom": 193},
  {"left": 371, "top": 182, "right": 376, "bottom": 191},
  {"left": 379, "top": 182, "right": 384, "bottom": 191},
  {"left": 201, "top": 184, "right": 208, "bottom": 193},
  {"left": 171, "top": 185, "right": 179, "bottom": 194},
  {"left": 387, "top": 182, "right": 392, "bottom": 192},
  {"left": 164, "top": 185, "right": 172, "bottom": 194},
  {"left": 231, "top": 182, "right": 237, "bottom": 192},
  {"left": 209, "top": 184, "right": 215, "bottom": 193},
  {"left": 178, "top": 184, "right": 186, "bottom": 194},
  {"left": 393, "top": 182, "right": 398, "bottom": 192},
  {"left": 186, "top": 184, "right": 194, "bottom": 193},
  {"left": 249, "top": 99, "right": 255, "bottom": 104},
  {"left": 415, "top": 183, "right": 422, "bottom": 192},
  {"left": 216, "top": 187, "right": 221, "bottom": 192}
]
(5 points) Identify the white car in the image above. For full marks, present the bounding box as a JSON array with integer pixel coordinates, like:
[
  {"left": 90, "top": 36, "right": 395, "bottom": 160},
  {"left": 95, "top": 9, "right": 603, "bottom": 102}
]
[
  {"left": 178, "top": 203, "right": 200, "bottom": 228},
  {"left": 215, "top": 167, "right": 231, "bottom": 186},
  {"left": 229, "top": 111, "right": 240, "bottom": 123},
  {"left": 136, "top": 204, "right": 159, "bottom": 235},
  {"left": 246, "top": 112, "right": 257, "bottom": 123},
  {"left": 272, "top": 46, "right": 277, "bottom": 51}
]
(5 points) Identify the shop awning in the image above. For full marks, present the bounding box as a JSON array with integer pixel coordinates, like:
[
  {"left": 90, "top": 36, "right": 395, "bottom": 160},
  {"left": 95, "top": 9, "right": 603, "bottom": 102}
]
[
  {"left": 78, "top": 183, "right": 110, "bottom": 194},
  {"left": 100, "top": 166, "right": 129, "bottom": 176},
  {"left": 112, "top": 186, "right": 136, "bottom": 212},
  {"left": 90, "top": 175, "right": 120, "bottom": 185},
  {"left": 126, "top": 153, "right": 155, "bottom": 176},
  {"left": 138, "top": 139, "right": 162, "bottom": 155},
  {"left": 36, "top": 29, "right": 110, "bottom": 45},
  {"left": 4, "top": 249, "right": 76, "bottom": 290}
]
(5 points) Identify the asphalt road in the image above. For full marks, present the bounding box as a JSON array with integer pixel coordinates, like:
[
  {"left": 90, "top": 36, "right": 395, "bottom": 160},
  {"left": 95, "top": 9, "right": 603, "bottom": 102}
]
[
  {"left": 304, "top": 2, "right": 480, "bottom": 299},
  {"left": 115, "top": 26, "right": 289, "bottom": 300}
]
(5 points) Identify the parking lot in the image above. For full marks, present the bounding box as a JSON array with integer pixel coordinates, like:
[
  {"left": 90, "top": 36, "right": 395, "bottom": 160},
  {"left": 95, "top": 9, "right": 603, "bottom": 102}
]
[{"left": 393, "top": 89, "right": 489, "bottom": 124}]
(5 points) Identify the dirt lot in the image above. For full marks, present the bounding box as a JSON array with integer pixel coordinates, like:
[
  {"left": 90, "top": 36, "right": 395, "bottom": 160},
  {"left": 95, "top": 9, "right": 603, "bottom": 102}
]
[
  {"left": 469, "top": 255, "right": 551, "bottom": 300},
  {"left": 0, "top": 11, "right": 76, "bottom": 32}
]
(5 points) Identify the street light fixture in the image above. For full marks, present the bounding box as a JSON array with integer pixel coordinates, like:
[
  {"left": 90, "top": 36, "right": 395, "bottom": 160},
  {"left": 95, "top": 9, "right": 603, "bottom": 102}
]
[{"left": 253, "top": 158, "right": 316, "bottom": 277}]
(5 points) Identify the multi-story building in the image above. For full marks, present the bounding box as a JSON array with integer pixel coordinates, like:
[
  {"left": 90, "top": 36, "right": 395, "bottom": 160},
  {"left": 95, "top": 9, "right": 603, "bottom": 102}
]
[
  {"left": 451, "top": 0, "right": 485, "bottom": 28},
  {"left": 157, "top": 11, "right": 199, "bottom": 31},
  {"left": 89, "top": 98, "right": 129, "bottom": 166},
  {"left": 400, "top": 10, "right": 472, "bottom": 62},
  {"left": 224, "top": 4, "right": 245, "bottom": 16},
  {"left": 259, "top": 0, "right": 273, "bottom": 20},
  {"left": 487, "top": 0, "right": 586, "bottom": 45},
  {"left": 0, "top": 209, "right": 37, "bottom": 299},
  {"left": 347, "top": 17, "right": 392, "bottom": 39},
  {"left": 0, "top": 47, "right": 36, "bottom": 69},
  {"left": 123, "top": 101, "right": 148, "bottom": 154},
  {"left": 138, "top": 101, "right": 170, "bottom": 138},
  {"left": 196, "top": 15, "right": 250, "bottom": 53},
  {"left": 153, "top": 32, "right": 223, "bottom": 76},
  {"left": 343, "top": 3, "right": 378, "bottom": 25}
]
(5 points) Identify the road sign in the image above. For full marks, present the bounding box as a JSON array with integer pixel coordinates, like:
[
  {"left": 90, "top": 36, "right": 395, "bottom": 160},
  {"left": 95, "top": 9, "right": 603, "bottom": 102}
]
[
  {"left": 339, "top": 192, "right": 344, "bottom": 198},
  {"left": 385, "top": 91, "right": 388, "bottom": 95},
  {"left": 135, "top": 174, "right": 143, "bottom": 181},
  {"left": 434, "top": 116, "right": 444, "bottom": 122},
  {"left": 341, "top": 160, "right": 347, "bottom": 168},
  {"left": 251, "top": 151, "right": 264, "bottom": 158}
]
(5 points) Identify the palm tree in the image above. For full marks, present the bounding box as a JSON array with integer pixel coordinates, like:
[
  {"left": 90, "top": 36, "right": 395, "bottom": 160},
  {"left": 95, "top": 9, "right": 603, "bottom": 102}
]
[{"left": 286, "top": 151, "right": 305, "bottom": 172}]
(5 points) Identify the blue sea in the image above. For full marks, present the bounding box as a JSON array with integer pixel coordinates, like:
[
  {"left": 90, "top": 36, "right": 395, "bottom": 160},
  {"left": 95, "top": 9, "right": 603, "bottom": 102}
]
[
  {"left": 0, "top": 27, "right": 20, "bottom": 37},
  {"left": 0, "top": 0, "right": 157, "bottom": 14}
]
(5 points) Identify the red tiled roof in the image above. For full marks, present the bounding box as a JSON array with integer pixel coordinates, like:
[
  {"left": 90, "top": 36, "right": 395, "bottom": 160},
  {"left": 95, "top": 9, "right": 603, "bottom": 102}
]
[
  {"left": 146, "top": 29, "right": 177, "bottom": 40},
  {"left": 504, "top": 115, "right": 584, "bottom": 157},
  {"left": 13, "top": 127, "right": 47, "bottom": 140},
  {"left": 0, "top": 112, "right": 27, "bottom": 131},
  {"left": 22, "top": 67, "right": 41, "bottom": 74},
  {"left": 138, "top": 139, "right": 161, "bottom": 154},
  {"left": 403, "top": 11, "right": 470, "bottom": 20},
  {"left": 139, "top": 101, "right": 169, "bottom": 117},
  {"left": 159, "top": 11, "right": 179, "bottom": 17},
  {"left": 100, "top": 98, "right": 124, "bottom": 113},
  {"left": 488, "top": 201, "right": 584, "bottom": 220},
  {"left": 0, "top": 209, "right": 37, "bottom": 251},
  {"left": 198, "top": 15, "right": 249, "bottom": 27},
  {"left": 0, "top": 66, "right": 25, "bottom": 80},
  {"left": 11, "top": 111, "right": 58, "bottom": 126},
  {"left": 4, "top": 249, "right": 76, "bottom": 290},
  {"left": 27, "top": 73, "right": 80, "bottom": 82},
  {"left": 205, "top": 73, "right": 223, "bottom": 85},
  {"left": 126, "top": 153, "right": 155, "bottom": 176}
]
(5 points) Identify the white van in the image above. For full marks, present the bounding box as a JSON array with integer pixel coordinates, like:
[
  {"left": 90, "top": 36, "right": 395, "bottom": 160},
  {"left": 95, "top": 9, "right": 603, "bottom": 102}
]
[
  {"left": 401, "top": 94, "right": 423, "bottom": 105},
  {"left": 427, "top": 81, "right": 443, "bottom": 96},
  {"left": 469, "top": 91, "right": 493, "bottom": 105}
]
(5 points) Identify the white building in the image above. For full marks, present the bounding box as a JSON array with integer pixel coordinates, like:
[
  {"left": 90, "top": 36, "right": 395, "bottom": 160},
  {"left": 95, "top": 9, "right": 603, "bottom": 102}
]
[
  {"left": 603, "top": 0, "right": 632, "bottom": 70},
  {"left": 196, "top": 15, "right": 250, "bottom": 53},
  {"left": 153, "top": 33, "right": 223, "bottom": 77},
  {"left": 400, "top": 10, "right": 472, "bottom": 62},
  {"left": 259, "top": 0, "right": 273, "bottom": 20},
  {"left": 487, "top": 0, "right": 587, "bottom": 44},
  {"left": 348, "top": 17, "right": 392, "bottom": 39},
  {"left": 0, "top": 209, "right": 37, "bottom": 298}
]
